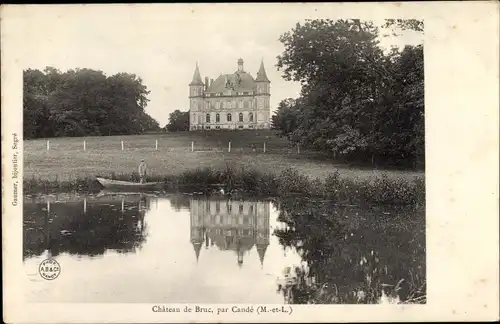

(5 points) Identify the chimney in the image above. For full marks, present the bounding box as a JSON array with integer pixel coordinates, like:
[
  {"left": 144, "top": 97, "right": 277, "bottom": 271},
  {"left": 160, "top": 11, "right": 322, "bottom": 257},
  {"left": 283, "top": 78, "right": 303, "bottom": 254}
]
[
  {"left": 210, "top": 78, "right": 214, "bottom": 86},
  {"left": 205, "top": 77, "right": 209, "bottom": 91}
]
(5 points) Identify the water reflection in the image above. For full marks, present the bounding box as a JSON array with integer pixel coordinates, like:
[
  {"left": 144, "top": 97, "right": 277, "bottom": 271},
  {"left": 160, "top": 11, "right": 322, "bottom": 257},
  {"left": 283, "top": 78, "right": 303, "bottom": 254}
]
[
  {"left": 190, "top": 198, "right": 270, "bottom": 267},
  {"left": 23, "top": 193, "right": 289, "bottom": 303},
  {"left": 23, "top": 193, "right": 148, "bottom": 259},
  {"left": 272, "top": 198, "right": 426, "bottom": 304},
  {"left": 22, "top": 193, "right": 425, "bottom": 304}
]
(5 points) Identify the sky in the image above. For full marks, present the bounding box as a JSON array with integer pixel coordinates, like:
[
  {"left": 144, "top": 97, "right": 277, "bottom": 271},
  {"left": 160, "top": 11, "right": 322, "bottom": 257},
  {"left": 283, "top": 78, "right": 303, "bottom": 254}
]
[{"left": 12, "top": 4, "right": 423, "bottom": 126}]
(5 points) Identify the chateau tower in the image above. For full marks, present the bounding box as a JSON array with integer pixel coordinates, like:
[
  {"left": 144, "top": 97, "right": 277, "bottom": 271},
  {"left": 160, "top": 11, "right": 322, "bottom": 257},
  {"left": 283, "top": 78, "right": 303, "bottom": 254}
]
[
  {"left": 189, "top": 62, "right": 205, "bottom": 127},
  {"left": 254, "top": 59, "right": 271, "bottom": 129},
  {"left": 189, "top": 197, "right": 204, "bottom": 263},
  {"left": 255, "top": 201, "right": 270, "bottom": 267}
]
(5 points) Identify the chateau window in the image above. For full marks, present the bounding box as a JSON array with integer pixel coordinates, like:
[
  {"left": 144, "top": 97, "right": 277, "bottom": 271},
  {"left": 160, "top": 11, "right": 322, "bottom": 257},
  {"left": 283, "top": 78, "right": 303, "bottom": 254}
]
[
  {"left": 216, "top": 113, "right": 220, "bottom": 123},
  {"left": 238, "top": 101, "right": 243, "bottom": 109},
  {"left": 249, "top": 205, "right": 254, "bottom": 214},
  {"left": 239, "top": 204, "right": 243, "bottom": 214},
  {"left": 206, "top": 113, "right": 211, "bottom": 123},
  {"left": 228, "top": 101, "right": 232, "bottom": 109},
  {"left": 221, "top": 101, "right": 225, "bottom": 109},
  {"left": 239, "top": 113, "right": 244, "bottom": 122},
  {"left": 216, "top": 202, "right": 220, "bottom": 213},
  {"left": 207, "top": 202, "right": 211, "bottom": 212},
  {"left": 249, "top": 112, "right": 253, "bottom": 122},
  {"left": 216, "top": 126, "right": 220, "bottom": 129},
  {"left": 227, "top": 113, "right": 232, "bottom": 122},
  {"left": 227, "top": 203, "right": 232, "bottom": 213},
  {"left": 243, "top": 101, "right": 249, "bottom": 109}
]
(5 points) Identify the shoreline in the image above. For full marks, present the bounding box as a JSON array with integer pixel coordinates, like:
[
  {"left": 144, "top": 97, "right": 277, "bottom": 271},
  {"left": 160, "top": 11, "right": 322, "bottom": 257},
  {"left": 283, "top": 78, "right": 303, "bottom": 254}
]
[{"left": 23, "top": 166, "right": 425, "bottom": 206}]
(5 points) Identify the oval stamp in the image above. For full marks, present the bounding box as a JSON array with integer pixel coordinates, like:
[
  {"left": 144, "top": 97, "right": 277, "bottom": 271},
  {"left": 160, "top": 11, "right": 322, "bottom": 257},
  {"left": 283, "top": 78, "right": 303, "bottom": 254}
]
[{"left": 39, "top": 258, "right": 61, "bottom": 280}]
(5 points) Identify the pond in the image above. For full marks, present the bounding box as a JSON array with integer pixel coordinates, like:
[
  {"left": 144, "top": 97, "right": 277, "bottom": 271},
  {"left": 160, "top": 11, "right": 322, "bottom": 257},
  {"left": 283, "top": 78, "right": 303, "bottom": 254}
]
[{"left": 23, "top": 192, "right": 425, "bottom": 304}]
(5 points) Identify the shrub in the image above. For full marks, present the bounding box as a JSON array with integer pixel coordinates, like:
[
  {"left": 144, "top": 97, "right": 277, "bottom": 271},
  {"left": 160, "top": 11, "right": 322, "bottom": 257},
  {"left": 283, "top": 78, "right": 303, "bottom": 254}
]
[{"left": 277, "top": 167, "right": 312, "bottom": 196}]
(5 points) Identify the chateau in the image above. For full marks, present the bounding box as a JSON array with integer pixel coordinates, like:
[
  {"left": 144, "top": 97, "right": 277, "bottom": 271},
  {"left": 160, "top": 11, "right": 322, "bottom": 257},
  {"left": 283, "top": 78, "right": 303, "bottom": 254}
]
[
  {"left": 189, "top": 198, "right": 270, "bottom": 266},
  {"left": 189, "top": 58, "right": 271, "bottom": 130}
]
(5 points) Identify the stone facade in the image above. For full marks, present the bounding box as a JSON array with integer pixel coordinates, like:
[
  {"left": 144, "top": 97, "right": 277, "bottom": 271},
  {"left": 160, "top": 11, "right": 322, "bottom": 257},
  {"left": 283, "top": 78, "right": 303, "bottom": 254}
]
[{"left": 189, "top": 58, "right": 271, "bottom": 130}]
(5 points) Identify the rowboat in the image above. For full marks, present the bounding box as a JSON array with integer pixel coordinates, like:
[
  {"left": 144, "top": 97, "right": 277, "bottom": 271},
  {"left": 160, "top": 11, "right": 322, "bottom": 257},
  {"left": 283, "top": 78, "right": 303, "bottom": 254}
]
[
  {"left": 95, "top": 190, "right": 159, "bottom": 198},
  {"left": 96, "top": 177, "right": 164, "bottom": 191}
]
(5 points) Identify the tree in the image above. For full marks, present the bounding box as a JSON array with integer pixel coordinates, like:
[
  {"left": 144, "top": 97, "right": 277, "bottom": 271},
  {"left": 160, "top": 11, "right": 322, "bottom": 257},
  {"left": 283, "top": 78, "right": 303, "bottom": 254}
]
[
  {"left": 165, "top": 110, "right": 190, "bottom": 132},
  {"left": 275, "top": 19, "right": 424, "bottom": 168},
  {"left": 23, "top": 67, "right": 159, "bottom": 138},
  {"left": 271, "top": 98, "right": 300, "bottom": 139}
]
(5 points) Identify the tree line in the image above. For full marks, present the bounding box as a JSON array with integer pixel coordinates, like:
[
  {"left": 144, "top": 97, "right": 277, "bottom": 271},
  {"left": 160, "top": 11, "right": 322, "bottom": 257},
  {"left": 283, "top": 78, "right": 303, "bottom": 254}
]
[
  {"left": 23, "top": 67, "right": 160, "bottom": 139},
  {"left": 272, "top": 19, "right": 424, "bottom": 168}
]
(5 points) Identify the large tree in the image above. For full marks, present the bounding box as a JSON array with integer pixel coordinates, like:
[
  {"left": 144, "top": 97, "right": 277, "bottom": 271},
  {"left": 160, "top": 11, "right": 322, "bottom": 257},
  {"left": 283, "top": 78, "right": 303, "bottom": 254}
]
[
  {"left": 274, "top": 19, "right": 424, "bottom": 167},
  {"left": 23, "top": 67, "right": 160, "bottom": 139}
]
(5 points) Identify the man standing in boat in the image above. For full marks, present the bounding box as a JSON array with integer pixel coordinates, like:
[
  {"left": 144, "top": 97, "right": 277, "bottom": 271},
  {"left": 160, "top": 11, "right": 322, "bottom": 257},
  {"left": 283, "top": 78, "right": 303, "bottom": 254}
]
[{"left": 138, "top": 159, "right": 147, "bottom": 184}]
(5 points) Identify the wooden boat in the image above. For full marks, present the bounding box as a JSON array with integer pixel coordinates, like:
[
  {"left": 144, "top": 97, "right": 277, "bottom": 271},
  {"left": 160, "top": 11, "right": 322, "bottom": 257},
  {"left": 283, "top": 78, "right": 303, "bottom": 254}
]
[
  {"left": 96, "top": 177, "right": 164, "bottom": 191},
  {"left": 95, "top": 190, "right": 159, "bottom": 198}
]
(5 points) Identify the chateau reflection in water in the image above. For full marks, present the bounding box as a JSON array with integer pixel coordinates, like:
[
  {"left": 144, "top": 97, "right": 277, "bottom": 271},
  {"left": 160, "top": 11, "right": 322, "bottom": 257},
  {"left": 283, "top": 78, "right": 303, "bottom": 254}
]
[
  {"left": 189, "top": 198, "right": 270, "bottom": 267},
  {"left": 24, "top": 194, "right": 271, "bottom": 269}
]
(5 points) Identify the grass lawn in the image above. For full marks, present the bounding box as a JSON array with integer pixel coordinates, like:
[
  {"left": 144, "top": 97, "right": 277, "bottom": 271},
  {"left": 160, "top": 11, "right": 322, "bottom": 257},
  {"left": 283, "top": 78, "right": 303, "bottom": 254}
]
[{"left": 24, "top": 131, "right": 424, "bottom": 182}]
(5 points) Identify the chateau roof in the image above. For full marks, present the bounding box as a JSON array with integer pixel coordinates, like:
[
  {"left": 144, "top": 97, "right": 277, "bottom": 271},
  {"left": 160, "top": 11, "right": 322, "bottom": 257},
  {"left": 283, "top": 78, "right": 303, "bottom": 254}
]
[
  {"left": 189, "top": 63, "right": 204, "bottom": 86},
  {"left": 256, "top": 244, "right": 268, "bottom": 266},
  {"left": 206, "top": 72, "right": 255, "bottom": 93},
  {"left": 255, "top": 60, "right": 270, "bottom": 82},
  {"left": 192, "top": 242, "right": 202, "bottom": 262}
]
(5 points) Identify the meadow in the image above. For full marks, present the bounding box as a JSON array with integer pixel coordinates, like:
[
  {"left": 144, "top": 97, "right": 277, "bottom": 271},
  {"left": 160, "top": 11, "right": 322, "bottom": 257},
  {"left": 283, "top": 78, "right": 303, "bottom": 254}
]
[{"left": 24, "top": 130, "right": 423, "bottom": 183}]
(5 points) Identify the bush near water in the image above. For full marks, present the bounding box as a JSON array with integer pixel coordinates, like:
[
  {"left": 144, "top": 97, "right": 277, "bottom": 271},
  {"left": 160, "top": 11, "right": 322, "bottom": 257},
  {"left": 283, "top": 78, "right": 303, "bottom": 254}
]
[{"left": 24, "top": 166, "right": 424, "bottom": 206}]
